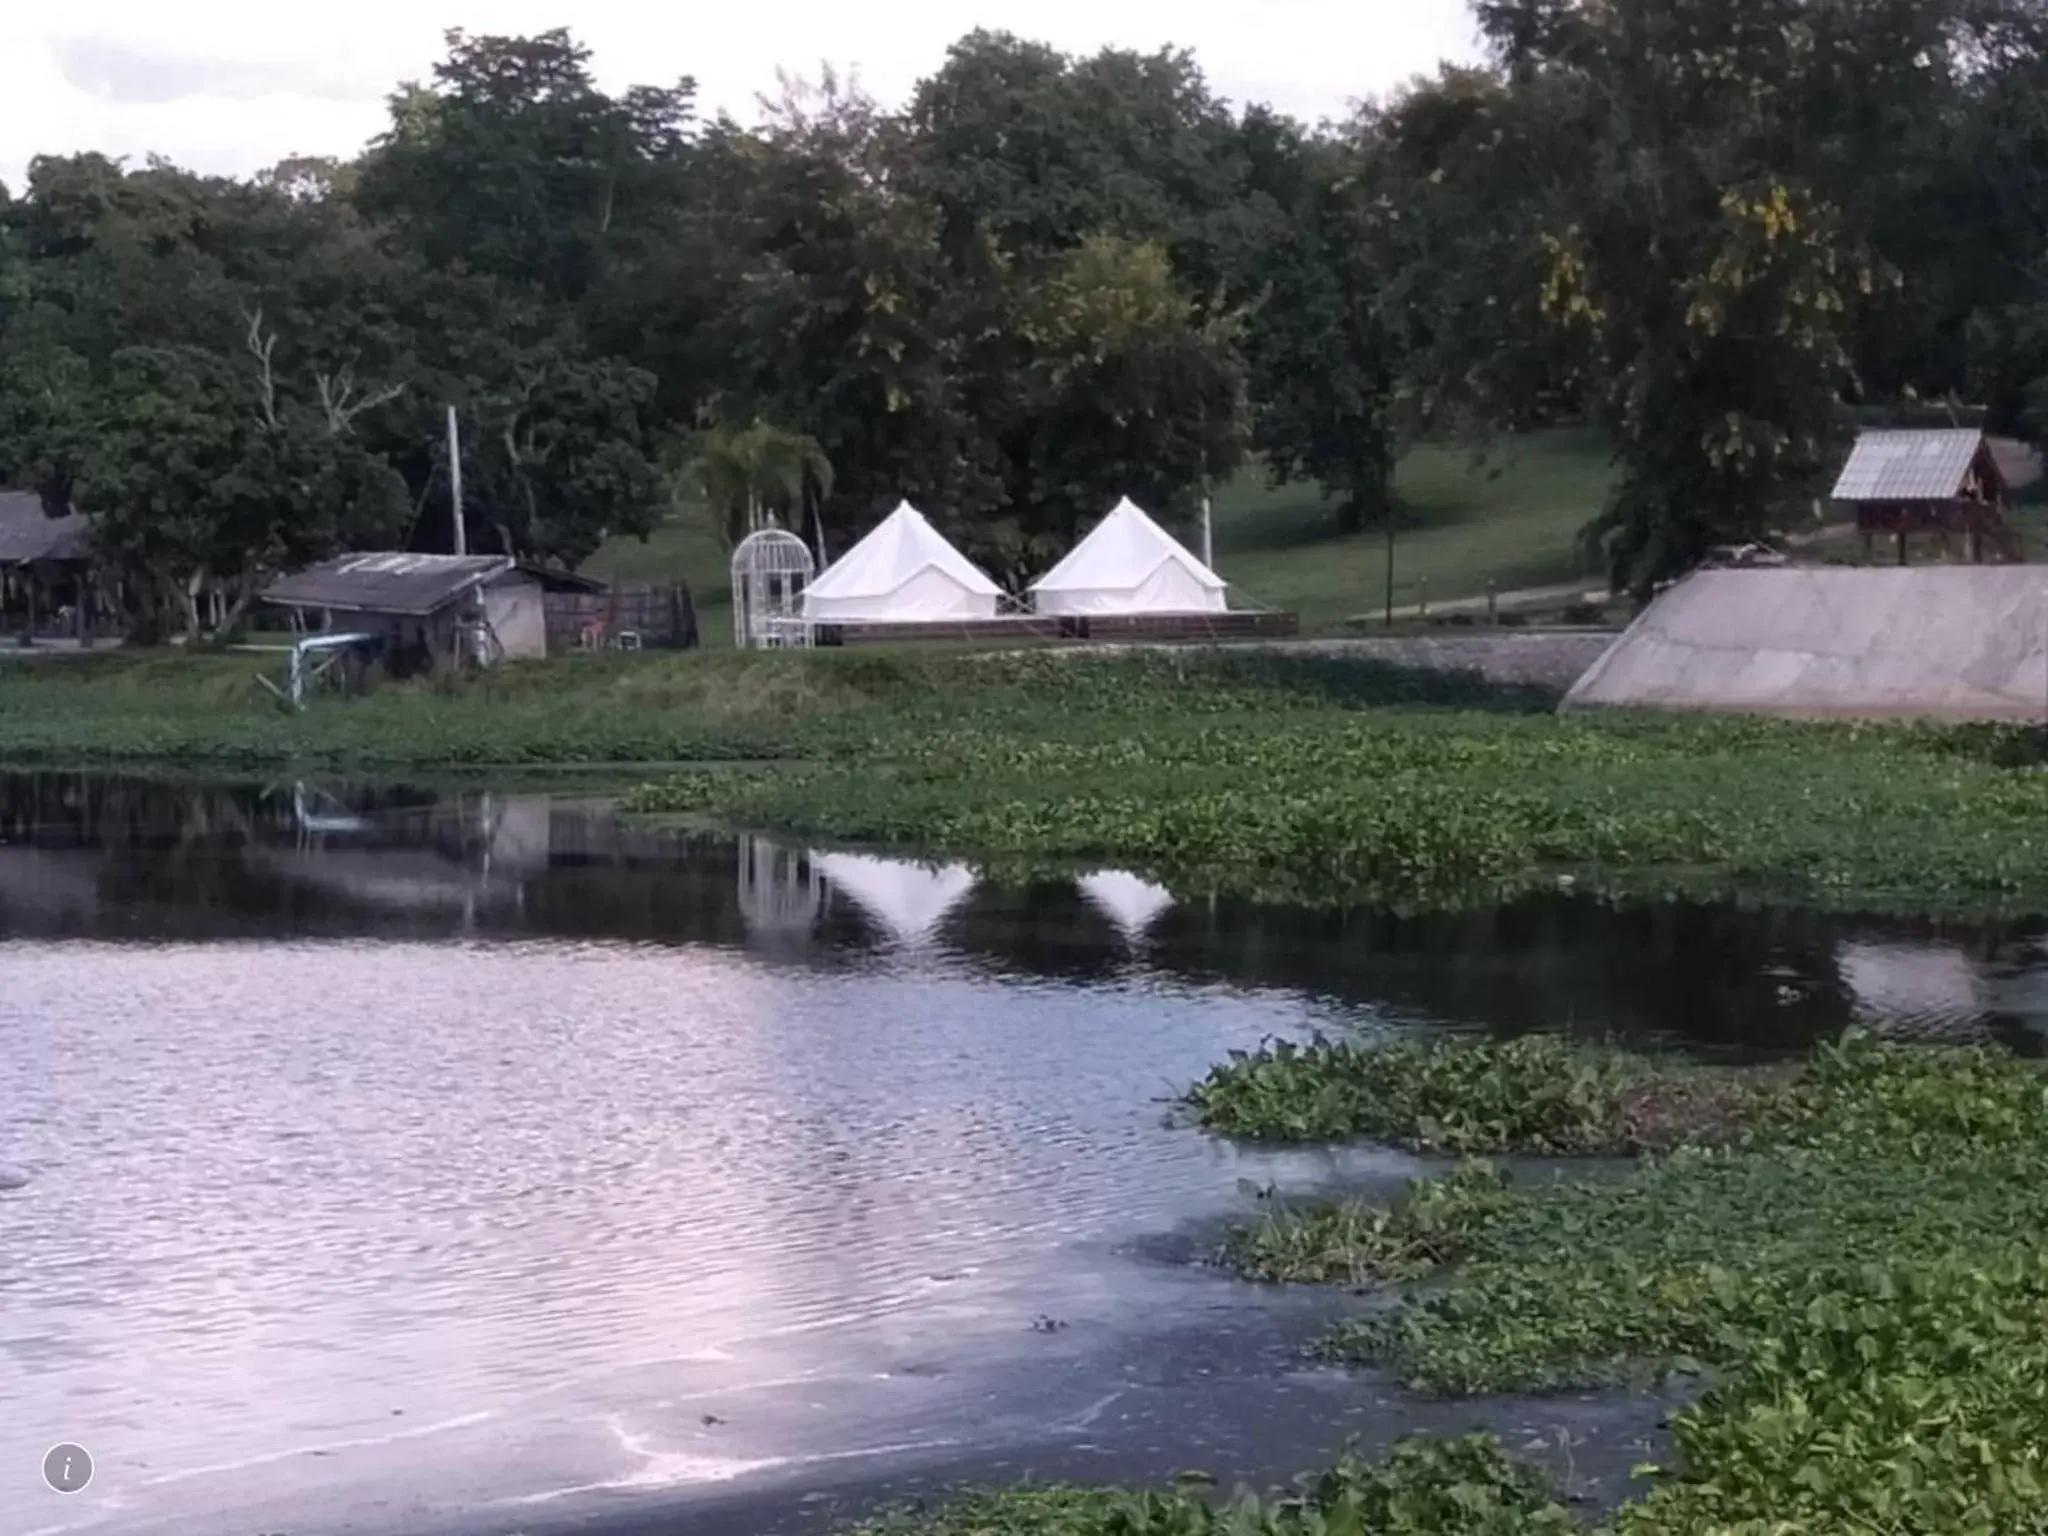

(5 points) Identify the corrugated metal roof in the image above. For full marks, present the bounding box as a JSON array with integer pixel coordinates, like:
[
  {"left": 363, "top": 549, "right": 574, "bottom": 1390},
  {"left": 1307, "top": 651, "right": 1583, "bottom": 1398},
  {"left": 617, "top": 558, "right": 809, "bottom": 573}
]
[
  {"left": 263, "top": 553, "right": 517, "bottom": 617},
  {"left": 1830, "top": 429, "right": 1987, "bottom": 502},
  {"left": 0, "top": 491, "right": 91, "bottom": 564}
]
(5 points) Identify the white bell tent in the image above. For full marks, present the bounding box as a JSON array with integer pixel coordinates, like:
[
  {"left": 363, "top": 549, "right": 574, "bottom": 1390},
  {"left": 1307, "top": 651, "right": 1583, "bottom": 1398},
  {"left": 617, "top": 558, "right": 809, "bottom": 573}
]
[
  {"left": 816, "top": 852, "right": 977, "bottom": 948},
  {"left": 800, "top": 502, "right": 1003, "bottom": 623},
  {"left": 1031, "top": 498, "right": 1227, "bottom": 617},
  {"left": 1078, "top": 870, "right": 1176, "bottom": 946}
]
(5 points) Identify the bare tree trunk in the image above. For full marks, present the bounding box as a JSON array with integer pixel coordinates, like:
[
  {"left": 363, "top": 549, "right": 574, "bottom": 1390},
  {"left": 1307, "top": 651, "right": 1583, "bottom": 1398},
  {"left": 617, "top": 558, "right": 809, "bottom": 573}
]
[
  {"left": 182, "top": 570, "right": 206, "bottom": 642},
  {"left": 215, "top": 583, "right": 261, "bottom": 644}
]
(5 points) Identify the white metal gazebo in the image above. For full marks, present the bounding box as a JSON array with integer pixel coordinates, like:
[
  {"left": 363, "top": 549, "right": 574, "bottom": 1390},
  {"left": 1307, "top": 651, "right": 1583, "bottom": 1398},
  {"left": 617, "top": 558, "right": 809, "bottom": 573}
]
[
  {"left": 731, "top": 528, "right": 817, "bottom": 648},
  {"left": 736, "top": 833, "right": 823, "bottom": 939}
]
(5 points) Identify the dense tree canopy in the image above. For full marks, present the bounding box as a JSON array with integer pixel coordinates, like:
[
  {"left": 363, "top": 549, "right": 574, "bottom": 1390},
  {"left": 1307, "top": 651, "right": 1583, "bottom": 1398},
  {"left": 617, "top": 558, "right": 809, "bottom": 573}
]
[{"left": 6, "top": 2, "right": 2048, "bottom": 630}]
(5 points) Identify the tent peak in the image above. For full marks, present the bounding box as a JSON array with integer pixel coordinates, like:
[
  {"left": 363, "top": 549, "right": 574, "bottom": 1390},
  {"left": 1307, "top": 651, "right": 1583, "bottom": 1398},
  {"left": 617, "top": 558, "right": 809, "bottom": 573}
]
[
  {"left": 1029, "top": 495, "right": 1226, "bottom": 616},
  {"left": 801, "top": 496, "right": 1004, "bottom": 620}
]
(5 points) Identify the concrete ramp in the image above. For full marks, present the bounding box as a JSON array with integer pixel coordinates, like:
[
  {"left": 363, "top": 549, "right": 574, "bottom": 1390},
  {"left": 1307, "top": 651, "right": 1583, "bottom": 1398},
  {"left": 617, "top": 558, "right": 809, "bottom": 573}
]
[{"left": 1562, "top": 567, "right": 2048, "bottom": 721}]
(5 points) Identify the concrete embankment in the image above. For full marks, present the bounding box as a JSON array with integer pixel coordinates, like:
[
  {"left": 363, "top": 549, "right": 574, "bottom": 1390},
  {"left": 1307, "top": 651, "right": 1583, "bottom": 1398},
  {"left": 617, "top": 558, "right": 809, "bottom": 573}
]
[
  {"left": 1566, "top": 567, "right": 2048, "bottom": 721},
  {"left": 1283, "top": 632, "right": 1619, "bottom": 694}
]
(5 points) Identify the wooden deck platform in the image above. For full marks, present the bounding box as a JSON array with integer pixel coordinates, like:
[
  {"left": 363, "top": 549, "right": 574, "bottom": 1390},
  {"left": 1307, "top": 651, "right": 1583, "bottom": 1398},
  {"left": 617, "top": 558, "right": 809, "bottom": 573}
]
[
  {"left": 1081, "top": 611, "right": 1300, "bottom": 643},
  {"left": 811, "top": 610, "right": 1300, "bottom": 649}
]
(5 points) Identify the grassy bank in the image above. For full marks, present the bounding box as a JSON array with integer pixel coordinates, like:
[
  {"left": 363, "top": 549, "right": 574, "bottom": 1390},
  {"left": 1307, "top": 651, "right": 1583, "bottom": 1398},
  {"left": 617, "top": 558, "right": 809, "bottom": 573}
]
[
  {"left": 0, "top": 646, "right": 957, "bottom": 768},
  {"left": 1215, "top": 428, "right": 1613, "bottom": 630},
  {"left": 856, "top": 1035, "right": 2048, "bottom": 1534},
  {"left": 0, "top": 643, "right": 1556, "bottom": 769},
  {"left": 587, "top": 430, "right": 1615, "bottom": 641},
  {"left": 13, "top": 645, "right": 2048, "bottom": 922},
  {"left": 619, "top": 651, "right": 2048, "bottom": 919}
]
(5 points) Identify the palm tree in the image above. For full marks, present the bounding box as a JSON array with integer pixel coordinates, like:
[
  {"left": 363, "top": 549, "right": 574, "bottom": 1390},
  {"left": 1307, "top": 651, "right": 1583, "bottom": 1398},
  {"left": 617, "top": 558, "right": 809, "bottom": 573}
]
[{"left": 670, "top": 420, "right": 835, "bottom": 550}]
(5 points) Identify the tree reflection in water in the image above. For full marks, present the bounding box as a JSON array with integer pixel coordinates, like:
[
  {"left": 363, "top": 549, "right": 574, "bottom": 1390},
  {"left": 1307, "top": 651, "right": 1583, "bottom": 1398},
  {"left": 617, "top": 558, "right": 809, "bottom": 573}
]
[{"left": 2, "top": 769, "right": 2046, "bottom": 1055}]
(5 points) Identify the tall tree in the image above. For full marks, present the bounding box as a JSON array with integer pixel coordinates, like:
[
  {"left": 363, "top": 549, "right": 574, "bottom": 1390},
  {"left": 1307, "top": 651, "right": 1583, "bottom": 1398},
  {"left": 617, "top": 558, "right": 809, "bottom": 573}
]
[
  {"left": 710, "top": 75, "right": 1007, "bottom": 545},
  {"left": 1238, "top": 120, "right": 1402, "bottom": 533},
  {"left": 1475, "top": 0, "right": 1941, "bottom": 598},
  {"left": 671, "top": 419, "right": 834, "bottom": 548},
  {"left": 354, "top": 29, "right": 698, "bottom": 306},
  {"left": 1008, "top": 235, "right": 1247, "bottom": 576},
  {"left": 904, "top": 30, "right": 1248, "bottom": 287}
]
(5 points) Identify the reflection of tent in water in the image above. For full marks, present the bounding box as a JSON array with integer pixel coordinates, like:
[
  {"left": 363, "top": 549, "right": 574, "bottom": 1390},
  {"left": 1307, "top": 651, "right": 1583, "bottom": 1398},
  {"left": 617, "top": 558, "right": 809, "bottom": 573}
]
[
  {"left": 736, "top": 833, "right": 824, "bottom": 938},
  {"left": 1835, "top": 939, "right": 1987, "bottom": 1036},
  {"left": 816, "top": 852, "right": 976, "bottom": 947},
  {"left": 1077, "top": 870, "right": 1174, "bottom": 945}
]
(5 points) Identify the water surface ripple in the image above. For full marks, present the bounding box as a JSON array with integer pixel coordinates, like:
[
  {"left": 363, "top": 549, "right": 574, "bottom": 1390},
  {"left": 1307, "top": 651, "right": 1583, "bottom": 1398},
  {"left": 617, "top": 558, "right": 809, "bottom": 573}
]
[{"left": 4, "top": 773, "right": 2047, "bottom": 1535}]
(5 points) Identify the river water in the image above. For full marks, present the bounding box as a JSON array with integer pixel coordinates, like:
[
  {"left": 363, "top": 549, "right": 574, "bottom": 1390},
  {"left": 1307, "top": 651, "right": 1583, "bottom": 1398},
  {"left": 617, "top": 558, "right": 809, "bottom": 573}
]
[{"left": 4, "top": 772, "right": 2047, "bottom": 1536}]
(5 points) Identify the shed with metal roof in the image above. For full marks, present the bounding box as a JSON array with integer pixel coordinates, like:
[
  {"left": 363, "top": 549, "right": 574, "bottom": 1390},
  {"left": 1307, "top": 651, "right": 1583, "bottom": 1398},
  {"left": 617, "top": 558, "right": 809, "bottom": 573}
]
[
  {"left": 263, "top": 553, "right": 604, "bottom": 667},
  {"left": 1829, "top": 429, "right": 2018, "bottom": 564},
  {"left": 0, "top": 492, "right": 90, "bottom": 566},
  {"left": 0, "top": 491, "right": 99, "bottom": 641}
]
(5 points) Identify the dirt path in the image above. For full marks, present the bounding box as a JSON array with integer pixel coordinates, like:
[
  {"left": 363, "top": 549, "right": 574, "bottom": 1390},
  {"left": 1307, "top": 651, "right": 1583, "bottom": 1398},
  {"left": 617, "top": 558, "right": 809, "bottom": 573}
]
[{"left": 1358, "top": 578, "right": 1609, "bottom": 624}]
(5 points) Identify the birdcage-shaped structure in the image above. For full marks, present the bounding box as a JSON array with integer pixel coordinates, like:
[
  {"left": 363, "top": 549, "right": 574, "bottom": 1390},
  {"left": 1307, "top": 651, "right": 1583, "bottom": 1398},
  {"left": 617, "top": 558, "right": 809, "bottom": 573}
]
[
  {"left": 736, "top": 833, "right": 823, "bottom": 939},
  {"left": 732, "top": 528, "right": 817, "bottom": 648}
]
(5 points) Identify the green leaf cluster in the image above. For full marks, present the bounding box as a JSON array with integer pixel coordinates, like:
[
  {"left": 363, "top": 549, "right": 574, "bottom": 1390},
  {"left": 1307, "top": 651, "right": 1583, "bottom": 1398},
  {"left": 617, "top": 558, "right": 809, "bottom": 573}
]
[
  {"left": 615, "top": 651, "right": 2048, "bottom": 920},
  {"left": 1210, "top": 1036, "right": 2048, "bottom": 1534},
  {"left": 850, "top": 1435, "right": 1579, "bottom": 1536}
]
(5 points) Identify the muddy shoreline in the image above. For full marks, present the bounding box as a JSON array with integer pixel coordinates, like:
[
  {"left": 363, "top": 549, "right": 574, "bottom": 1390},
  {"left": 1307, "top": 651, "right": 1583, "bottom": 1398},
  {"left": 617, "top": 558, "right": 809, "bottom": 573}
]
[{"left": 487, "top": 1286, "right": 1684, "bottom": 1536}]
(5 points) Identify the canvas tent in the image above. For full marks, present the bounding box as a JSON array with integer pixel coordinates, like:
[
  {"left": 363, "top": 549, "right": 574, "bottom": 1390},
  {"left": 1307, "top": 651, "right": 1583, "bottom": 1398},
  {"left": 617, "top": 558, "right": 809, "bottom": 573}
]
[
  {"left": 817, "top": 852, "right": 976, "bottom": 947},
  {"left": 1031, "top": 498, "right": 1227, "bottom": 617},
  {"left": 801, "top": 502, "right": 1003, "bottom": 623}
]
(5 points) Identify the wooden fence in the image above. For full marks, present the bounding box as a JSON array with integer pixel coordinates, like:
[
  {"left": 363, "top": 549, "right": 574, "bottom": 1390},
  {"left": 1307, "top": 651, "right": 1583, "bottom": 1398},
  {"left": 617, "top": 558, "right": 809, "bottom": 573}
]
[{"left": 543, "top": 584, "right": 698, "bottom": 653}]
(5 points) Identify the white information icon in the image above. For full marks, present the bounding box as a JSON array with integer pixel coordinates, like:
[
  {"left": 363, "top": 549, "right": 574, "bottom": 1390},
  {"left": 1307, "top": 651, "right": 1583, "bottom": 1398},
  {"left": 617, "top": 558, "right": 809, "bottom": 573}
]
[{"left": 43, "top": 1443, "right": 93, "bottom": 1494}]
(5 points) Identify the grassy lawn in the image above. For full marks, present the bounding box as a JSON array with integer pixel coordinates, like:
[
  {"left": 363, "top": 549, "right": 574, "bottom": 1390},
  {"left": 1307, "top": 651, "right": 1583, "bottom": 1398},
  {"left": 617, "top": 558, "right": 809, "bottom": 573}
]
[
  {"left": 583, "top": 428, "right": 1618, "bottom": 640},
  {"left": 582, "top": 500, "right": 735, "bottom": 645},
  {"left": 1212, "top": 428, "right": 1615, "bottom": 629}
]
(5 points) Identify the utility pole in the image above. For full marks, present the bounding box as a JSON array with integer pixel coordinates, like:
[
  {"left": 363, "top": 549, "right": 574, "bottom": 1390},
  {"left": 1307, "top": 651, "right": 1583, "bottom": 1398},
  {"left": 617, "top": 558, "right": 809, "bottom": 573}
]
[
  {"left": 1384, "top": 513, "right": 1395, "bottom": 628},
  {"left": 447, "top": 404, "right": 466, "bottom": 556},
  {"left": 1200, "top": 494, "right": 1214, "bottom": 571}
]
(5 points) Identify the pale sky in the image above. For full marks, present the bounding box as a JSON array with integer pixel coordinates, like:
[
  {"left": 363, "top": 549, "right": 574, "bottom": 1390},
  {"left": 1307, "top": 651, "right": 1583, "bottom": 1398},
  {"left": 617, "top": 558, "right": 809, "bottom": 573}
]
[{"left": 0, "top": 1, "right": 1483, "bottom": 193}]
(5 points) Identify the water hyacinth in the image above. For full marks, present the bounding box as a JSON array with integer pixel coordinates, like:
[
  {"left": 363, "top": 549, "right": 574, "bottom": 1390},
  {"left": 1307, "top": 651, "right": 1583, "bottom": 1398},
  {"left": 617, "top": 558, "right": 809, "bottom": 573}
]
[
  {"left": 1206, "top": 1035, "right": 2048, "bottom": 1534},
  {"left": 619, "top": 656, "right": 2048, "bottom": 920}
]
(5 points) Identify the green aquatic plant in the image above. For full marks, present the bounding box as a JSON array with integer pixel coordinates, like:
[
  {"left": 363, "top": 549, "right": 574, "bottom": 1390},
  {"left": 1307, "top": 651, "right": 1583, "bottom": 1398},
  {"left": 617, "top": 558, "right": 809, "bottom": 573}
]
[
  {"left": 620, "top": 670, "right": 2048, "bottom": 919},
  {"left": 849, "top": 1435, "right": 1582, "bottom": 1535},
  {"left": 1187, "top": 1034, "right": 1762, "bottom": 1154},
  {"left": 18, "top": 647, "right": 2048, "bottom": 922},
  {"left": 1197, "top": 1037, "right": 2048, "bottom": 1534},
  {"left": 1216, "top": 1160, "right": 1517, "bottom": 1288}
]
